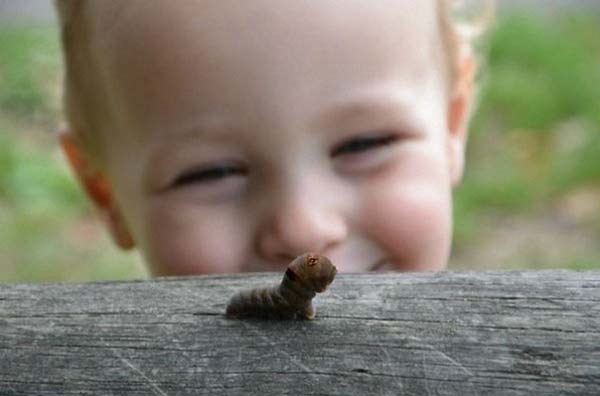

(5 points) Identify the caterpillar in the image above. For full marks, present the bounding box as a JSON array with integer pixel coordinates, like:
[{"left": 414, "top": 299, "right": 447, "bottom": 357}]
[{"left": 225, "top": 253, "right": 337, "bottom": 320}]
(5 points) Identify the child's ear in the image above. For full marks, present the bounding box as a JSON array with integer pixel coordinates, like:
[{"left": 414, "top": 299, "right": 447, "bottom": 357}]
[
  {"left": 447, "top": 51, "right": 475, "bottom": 187},
  {"left": 59, "top": 130, "right": 135, "bottom": 250}
]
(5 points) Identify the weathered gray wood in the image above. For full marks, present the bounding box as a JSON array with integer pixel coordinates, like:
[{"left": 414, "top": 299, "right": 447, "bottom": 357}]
[{"left": 0, "top": 271, "right": 599, "bottom": 395}]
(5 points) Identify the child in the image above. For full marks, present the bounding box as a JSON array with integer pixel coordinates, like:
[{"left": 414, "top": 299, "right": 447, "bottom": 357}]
[{"left": 54, "top": 0, "right": 479, "bottom": 276}]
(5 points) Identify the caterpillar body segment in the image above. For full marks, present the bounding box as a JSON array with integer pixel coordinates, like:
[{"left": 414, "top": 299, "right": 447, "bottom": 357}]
[
  {"left": 225, "top": 253, "right": 337, "bottom": 320},
  {"left": 225, "top": 283, "right": 313, "bottom": 319}
]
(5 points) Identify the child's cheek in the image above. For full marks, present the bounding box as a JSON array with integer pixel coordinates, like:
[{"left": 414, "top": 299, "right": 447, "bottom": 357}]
[
  {"left": 141, "top": 203, "right": 248, "bottom": 276},
  {"left": 363, "top": 179, "right": 452, "bottom": 272}
]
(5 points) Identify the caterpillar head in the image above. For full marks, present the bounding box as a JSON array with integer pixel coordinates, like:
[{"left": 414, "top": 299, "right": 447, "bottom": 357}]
[{"left": 288, "top": 253, "right": 337, "bottom": 293}]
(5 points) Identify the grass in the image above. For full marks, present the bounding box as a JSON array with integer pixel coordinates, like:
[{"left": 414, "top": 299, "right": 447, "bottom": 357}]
[{"left": 1, "top": 12, "right": 600, "bottom": 282}]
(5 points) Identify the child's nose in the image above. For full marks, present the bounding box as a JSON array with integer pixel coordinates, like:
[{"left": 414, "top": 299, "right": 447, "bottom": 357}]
[{"left": 255, "top": 188, "right": 348, "bottom": 265}]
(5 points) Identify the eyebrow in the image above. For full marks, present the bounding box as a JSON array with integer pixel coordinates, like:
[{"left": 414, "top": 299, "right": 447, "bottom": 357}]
[
  {"left": 163, "top": 116, "right": 242, "bottom": 144},
  {"left": 312, "top": 90, "right": 421, "bottom": 131}
]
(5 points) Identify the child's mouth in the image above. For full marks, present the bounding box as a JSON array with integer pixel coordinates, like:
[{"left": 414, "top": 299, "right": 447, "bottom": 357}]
[{"left": 370, "top": 257, "right": 393, "bottom": 271}]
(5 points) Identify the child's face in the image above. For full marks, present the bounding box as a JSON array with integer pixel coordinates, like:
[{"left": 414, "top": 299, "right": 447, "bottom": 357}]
[{"left": 76, "top": 1, "right": 469, "bottom": 275}]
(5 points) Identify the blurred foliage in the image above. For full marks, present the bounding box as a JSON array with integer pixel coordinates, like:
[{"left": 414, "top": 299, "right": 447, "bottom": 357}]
[
  {"left": 454, "top": 11, "right": 600, "bottom": 249},
  {"left": 1, "top": 11, "right": 599, "bottom": 282},
  {"left": 0, "top": 129, "right": 83, "bottom": 212},
  {"left": 481, "top": 14, "right": 600, "bottom": 130},
  {"left": 472, "top": 11, "right": 600, "bottom": 192},
  {"left": 0, "top": 25, "right": 146, "bottom": 282},
  {"left": 0, "top": 118, "right": 145, "bottom": 282},
  {"left": 0, "top": 25, "right": 59, "bottom": 118}
]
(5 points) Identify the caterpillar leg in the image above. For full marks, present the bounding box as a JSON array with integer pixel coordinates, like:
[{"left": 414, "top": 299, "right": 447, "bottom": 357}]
[
  {"left": 302, "top": 304, "right": 316, "bottom": 320},
  {"left": 225, "top": 304, "right": 241, "bottom": 319}
]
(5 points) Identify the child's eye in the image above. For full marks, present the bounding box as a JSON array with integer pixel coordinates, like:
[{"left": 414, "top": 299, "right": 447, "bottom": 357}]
[
  {"left": 172, "top": 164, "right": 247, "bottom": 187},
  {"left": 330, "top": 133, "right": 398, "bottom": 157}
]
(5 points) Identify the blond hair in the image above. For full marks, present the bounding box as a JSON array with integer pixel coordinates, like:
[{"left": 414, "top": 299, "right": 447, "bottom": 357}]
[
  {"left": 54, "top": 0, "right": 492, "bottom": 165},
  {"left": 55, "top": 1, "right": 122, "bottom": 168}
]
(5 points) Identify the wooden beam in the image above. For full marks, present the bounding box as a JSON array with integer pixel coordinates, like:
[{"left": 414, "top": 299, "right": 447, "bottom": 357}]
[{"left": 1, "top": 271, "right": 599, "bottom": 395}]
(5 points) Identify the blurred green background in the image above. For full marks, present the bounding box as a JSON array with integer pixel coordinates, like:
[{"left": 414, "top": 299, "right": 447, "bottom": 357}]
[{"left": 0, "top": 9, "right": 599, "bottom": 282}]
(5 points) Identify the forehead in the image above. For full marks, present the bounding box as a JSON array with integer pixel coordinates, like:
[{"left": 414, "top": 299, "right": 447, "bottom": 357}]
[
  {"left": 92, "top": 0, "right": 439, "bottom": 40},
  {"left": 89, "top": 0, "right": 443, "bottom": 132}
]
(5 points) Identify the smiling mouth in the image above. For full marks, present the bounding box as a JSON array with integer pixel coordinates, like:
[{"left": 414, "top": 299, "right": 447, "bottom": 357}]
[{"left": 370, "top": 257, "right": 393, "bottom": 271}]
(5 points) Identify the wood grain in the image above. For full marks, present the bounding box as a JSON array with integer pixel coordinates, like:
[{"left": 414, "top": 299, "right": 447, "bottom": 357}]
[{"left": 0, "top": 271, "right": 599, "bottom": 395}]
